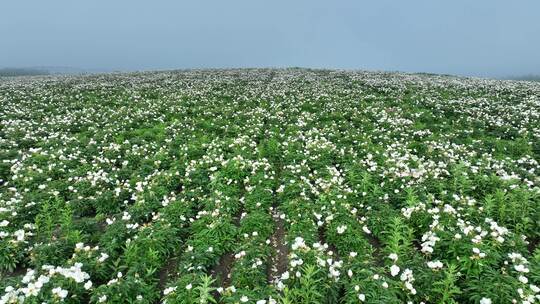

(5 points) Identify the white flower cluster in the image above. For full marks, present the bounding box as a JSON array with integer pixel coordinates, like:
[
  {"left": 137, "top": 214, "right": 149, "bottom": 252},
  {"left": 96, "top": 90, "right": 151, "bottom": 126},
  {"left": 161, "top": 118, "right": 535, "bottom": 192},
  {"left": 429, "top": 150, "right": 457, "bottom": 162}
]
[
  {"left": 426, "top": 260, "right": 444, "bottom": 270},
  {"left": 291, "top": 237, "right": 307, "bottom": 251},
  {"left": 1, "top": 68, "right": 539, "bottom": 303},
  {"left": 420, "top": 231, "right": 440, "bottom": 254},
  {"left": 336, "top": 225, "right": 347, "bottom": 234},
  {"left": 399, "top": 268, "right": 416, "bottom": 295},
  {"left": 485, "top": 218, "right": 509, "bottom": 243},
  {"left": 506, "top": 253, "right": 540, "bottom": 303},
  {"left": 0, "top": 263, "right": 91, "bottom": 303}
]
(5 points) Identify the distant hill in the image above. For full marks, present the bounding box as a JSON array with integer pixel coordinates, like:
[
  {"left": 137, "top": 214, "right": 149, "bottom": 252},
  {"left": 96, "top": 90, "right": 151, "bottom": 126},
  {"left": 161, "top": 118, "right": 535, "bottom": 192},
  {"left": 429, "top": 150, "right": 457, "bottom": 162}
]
[
  {"left": 507, "top": 74, "right": 540, "bottom": 82},
  {"left": 0, "top": 68, "right": 50, "bottom": 77},
  {"left": 0, "top": 66, "right": 88, "bottom": 77}
]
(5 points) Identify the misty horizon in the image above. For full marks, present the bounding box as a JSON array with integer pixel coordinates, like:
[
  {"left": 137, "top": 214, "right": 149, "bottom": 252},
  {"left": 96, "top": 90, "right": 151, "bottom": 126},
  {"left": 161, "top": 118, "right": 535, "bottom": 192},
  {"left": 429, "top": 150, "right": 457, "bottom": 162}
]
[{"left": 2, "top": 1, "right": 539, "bottom": 78}]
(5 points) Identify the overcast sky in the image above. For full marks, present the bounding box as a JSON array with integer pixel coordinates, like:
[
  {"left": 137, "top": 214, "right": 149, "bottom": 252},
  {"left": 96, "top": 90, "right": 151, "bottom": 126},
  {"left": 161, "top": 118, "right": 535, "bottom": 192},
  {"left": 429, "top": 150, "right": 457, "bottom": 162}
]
[{"left": 1, "top": 1, "right": 539, "bottom": 77}]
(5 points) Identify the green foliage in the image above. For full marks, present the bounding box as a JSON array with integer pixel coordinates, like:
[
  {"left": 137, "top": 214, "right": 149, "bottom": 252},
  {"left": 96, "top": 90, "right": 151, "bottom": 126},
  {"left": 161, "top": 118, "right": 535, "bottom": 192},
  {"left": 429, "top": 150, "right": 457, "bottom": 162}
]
[
  {"left": 430, "top": 264, "right": 461, "bottom": 304},
  {"left": 1, "top": 69, "right": 538, "bottom": 303}
]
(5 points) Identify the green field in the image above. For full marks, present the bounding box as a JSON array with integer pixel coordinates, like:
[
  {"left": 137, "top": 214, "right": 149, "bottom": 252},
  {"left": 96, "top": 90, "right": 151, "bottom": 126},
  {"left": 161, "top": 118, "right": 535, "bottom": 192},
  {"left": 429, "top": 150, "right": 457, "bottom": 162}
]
[{"left": 1, "top": 69, "right": 539, "bottom": 303}]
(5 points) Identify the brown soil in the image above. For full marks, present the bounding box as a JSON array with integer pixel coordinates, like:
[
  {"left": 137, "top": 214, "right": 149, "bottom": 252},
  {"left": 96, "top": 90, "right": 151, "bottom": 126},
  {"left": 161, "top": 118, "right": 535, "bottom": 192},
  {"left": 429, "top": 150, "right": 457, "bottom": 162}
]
[
  {"left": 210, "top": 252, "right": 235, "bottom": 287},
  {"left": 267, "top": 211, "right": 289, "bottom": 283},
  {"left": 318, "top": 225, "right": 340, "bottom": 258},
  {"left": 157, "top": 256, "right": 178, "bottom": 290},
  {"left": 2, "top": 265, "right": 26, "bottom": 279},
  {"left": 528, "top": 237, "right": 539, "bottom": 254}
]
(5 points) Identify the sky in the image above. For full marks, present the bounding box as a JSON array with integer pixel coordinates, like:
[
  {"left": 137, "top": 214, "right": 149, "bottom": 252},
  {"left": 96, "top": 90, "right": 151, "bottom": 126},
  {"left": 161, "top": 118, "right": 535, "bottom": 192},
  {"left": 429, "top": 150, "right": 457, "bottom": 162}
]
[{"left": 1, "top": 1, "right": 539, "bottom": 77}]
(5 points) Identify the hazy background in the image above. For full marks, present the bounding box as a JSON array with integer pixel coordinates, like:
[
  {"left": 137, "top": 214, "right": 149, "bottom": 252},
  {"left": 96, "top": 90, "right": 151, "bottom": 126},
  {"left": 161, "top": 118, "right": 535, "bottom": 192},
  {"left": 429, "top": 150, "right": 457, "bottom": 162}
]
[{"left": 1, "top": 0, "right": 539, "bottom": 78}]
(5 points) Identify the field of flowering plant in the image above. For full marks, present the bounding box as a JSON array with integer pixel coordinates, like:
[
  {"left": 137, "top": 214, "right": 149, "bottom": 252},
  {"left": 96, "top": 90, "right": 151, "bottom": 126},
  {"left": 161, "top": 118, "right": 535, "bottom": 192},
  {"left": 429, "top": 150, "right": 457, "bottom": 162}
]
[{"left": 0, "top": 68, "right": 539, "bottom": 303}]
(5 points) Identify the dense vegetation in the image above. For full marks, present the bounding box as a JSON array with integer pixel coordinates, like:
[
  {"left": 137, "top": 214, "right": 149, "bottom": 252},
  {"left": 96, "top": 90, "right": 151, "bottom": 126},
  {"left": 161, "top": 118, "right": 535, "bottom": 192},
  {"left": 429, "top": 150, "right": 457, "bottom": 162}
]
[
  {"left": 509, "top": 75, "right": 540, "bottom": 82},
  {"left": 0, "top": 69, "right": 539, "bottom": 303}
]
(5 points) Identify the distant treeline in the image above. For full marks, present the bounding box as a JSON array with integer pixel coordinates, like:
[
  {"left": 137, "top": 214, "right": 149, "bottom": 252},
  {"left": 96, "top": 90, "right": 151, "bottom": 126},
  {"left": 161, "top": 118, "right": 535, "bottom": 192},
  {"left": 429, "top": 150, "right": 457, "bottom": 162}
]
[{"left": 0, "top": 68, "right": 50, "bottom": 77}]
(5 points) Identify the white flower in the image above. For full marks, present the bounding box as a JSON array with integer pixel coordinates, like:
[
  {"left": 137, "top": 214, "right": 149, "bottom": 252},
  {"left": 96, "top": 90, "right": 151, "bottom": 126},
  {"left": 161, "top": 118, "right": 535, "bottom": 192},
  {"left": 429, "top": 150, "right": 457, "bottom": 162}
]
[
  {"left": 400, "top": 268, "right": 414, "bottom": 282},
  {"left": 388, "top": 253, "right": 398, "bottom": 262},
  {"left": 291, "top": 237, "right": 306, "bottom": 250},
  {"left": 98, "top": 252, "right": 109, "bottom": 262},
  {"left": 37, "top": 275, "right": 50, "bottom": 285},
  {"left": 390, "top": 264, "right": 400, "bottom": 276},
  {"left": 22, "top": 269, "right": 35, "bottom": 283},
  {"left": 75, "top": 242, "right": 84, "bottom": 250},
  {"left": 358, "top": 293, "right": 366, "bottom": 301},
  {"left": 122, "top": 212, "right": 131, "bottom": 221},
  {"left": 52, "top": 287, "right": 68, "bottom": 299},
  {"left": 186, "top": 283, "right": 192, "bottom": 290},
  {"left": 98, "top": 295, "right": 107, "bottom": 303},
  {"left": 235, "top": 251, "right": 246, "bottom": 259},
  {"left": 337, "top": 225, "right": 347, "bottom": 234},
  {"left": 13, "top": 229, "right": 25, "bottom": 241},
  {"left": 256, "top": 300, "right": 267, "bottom": 304},
  {"left": 362, "top": 226, "right": 371, "bottom": 234},
  {"left": 84, "top": 280, "right": 93, "bottom": 290},
  {"left": 480, "top": 298, "right": 492, "bottom": 304},
  {"left": 514, "top": 264, "right": 529, "bottom": 273},
  {"left": 427, "top": 260, "right": 444, "bottom": 270},
  {"left": 240, "top": 295, "right": 249, "bottom": 302},
  {"left": 24, "top": 282, "right": 40, "bottom": 296},
  {"left": 164, "top": 286, "right": 177, "bottom": 295}
]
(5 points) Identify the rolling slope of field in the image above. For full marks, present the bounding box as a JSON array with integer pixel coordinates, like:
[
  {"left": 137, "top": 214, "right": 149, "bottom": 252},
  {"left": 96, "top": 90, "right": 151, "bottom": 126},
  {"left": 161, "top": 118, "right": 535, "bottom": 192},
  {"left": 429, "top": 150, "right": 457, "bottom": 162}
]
[{"left": 0, "top": 69, "right": 539, "bottom": 303}]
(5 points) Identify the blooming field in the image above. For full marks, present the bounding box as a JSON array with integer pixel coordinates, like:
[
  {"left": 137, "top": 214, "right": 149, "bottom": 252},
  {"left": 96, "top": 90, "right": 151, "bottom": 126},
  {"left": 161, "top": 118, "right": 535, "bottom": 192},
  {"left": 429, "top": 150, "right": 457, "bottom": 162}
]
[{"left": 0, "top": 69, "right": 539, "bottom": 303}]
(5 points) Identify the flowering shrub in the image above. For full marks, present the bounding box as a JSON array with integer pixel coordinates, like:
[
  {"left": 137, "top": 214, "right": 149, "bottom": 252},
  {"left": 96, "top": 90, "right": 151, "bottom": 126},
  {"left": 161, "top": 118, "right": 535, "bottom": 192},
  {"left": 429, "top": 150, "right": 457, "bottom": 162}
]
[{"left": 1, "top": 69, "right": 539, "bottom": 303}]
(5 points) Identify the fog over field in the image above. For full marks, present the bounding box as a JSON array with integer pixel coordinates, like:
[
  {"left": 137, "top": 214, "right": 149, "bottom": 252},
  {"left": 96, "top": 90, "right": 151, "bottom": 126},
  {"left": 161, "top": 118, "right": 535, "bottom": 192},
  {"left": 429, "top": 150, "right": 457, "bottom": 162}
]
[{"left": 1, "top": 0, "right": 539, "bottom": 77}]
